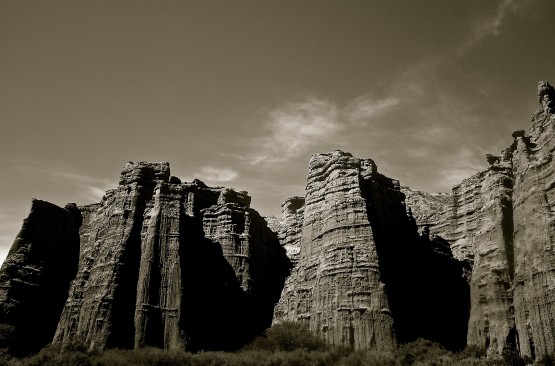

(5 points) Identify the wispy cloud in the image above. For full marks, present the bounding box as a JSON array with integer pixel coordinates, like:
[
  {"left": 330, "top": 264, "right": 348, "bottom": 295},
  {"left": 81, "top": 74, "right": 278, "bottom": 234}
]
[
  {"left": 196, "top": 166, "right": 239, "bottom": 182},
  {"left": 459, "top": 0, "right": 520, "bottom": 54},
  {"left": 48, "top": 171, "right": 113, "bottom": 201},
  {"left": 250, "top": 98, "right": 340, "bottom": 164},
  {"left": 9, "top": 161, "right": 113, "bottom": 203},
  {"left": 345, "top": 97, "right": 400, "bottom": 126},
  {"left": 248, "top": 96, "right": 400, "bottom": 164}
]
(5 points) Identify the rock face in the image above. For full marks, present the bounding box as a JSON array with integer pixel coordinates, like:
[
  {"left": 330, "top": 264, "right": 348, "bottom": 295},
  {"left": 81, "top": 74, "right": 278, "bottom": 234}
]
[
  {"left": 2, "top": 81, "right": 555, "bottom": 359},
  {"left": 398, "top": 81, "right": 555, "bottom": 358},
  {"left": 273, "top": 151, "right": 469, "bottom": 351},
  {"left": 0, "top": 162, "right": 289, "bottom": 355},
  {"left": 511, "top": 82, "right": 555, "bottom": 358},
  {"left": 0, "top": 200, "right": 81, "bottom": 356},
  {"left": 273, "top": 81, "right": 555, "bottom": 357}
]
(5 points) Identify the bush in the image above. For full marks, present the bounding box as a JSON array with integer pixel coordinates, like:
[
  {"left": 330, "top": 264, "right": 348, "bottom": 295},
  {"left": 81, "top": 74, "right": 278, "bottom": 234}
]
[
  {"left": 337, "top": 349, "right": 396, "bottom": 366},
  {"left": 20, "top": 345, "right": 91, "bottom": 366},
  {"left": 536, "top": 354, "right": 555, "bottom": 366},
  {"left": 499, "top": 348, "right": 531, "bottom": 366},
  {"left": 245, "top": 322, "right": 326, "bottom": 352},
  {"left": 456, "top": 345, "right": 487, "bottom": 360},
  {"left": 92, "top": 347, "right": 192, "bottom": 366},
  {"left": 396, "top": 339, "right": 453, "bottom": 366}
]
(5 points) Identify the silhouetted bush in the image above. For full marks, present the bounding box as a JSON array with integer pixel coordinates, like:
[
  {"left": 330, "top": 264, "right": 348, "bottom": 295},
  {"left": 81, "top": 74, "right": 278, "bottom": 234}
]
[
  {"left": 92, "top": 347, "right": 192, "bottom": 366},
  {"left": 7, "top": 336, "right": 555, "bottom": 366},
  {"left": 493, "top": 348, "right": 531, "bottom": 366},
  {"left": 336, "top": 349, "right": 396, "bottom": 366},
  {"left": 455, "top": 345, "right": 487, "bottom": 361},
  {"left": 20, "top": 345, "right": 91, "bottom": 366},
  {"left": 396, "top": 338, "right": 454, "bottom": 366},
  {"left": 245, "top": 321, "right": 326, "bottom": 352},
  {"left": 536, "top": 354, "right": 555, "bottom": 366}
]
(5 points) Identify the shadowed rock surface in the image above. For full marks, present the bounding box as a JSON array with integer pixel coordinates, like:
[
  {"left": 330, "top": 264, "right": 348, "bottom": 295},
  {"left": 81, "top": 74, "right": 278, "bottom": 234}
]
[
  {"left": 0, "top": 200, "right": 81, "bottom": 356},
  {"left": 0, "top": 163, "right": 289, "bottom": 354}
]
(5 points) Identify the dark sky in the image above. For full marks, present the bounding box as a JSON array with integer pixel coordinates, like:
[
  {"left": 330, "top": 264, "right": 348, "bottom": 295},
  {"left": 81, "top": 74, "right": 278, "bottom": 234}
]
[{"left": 1, "top": 0, "right": 554, "bottom": 263}]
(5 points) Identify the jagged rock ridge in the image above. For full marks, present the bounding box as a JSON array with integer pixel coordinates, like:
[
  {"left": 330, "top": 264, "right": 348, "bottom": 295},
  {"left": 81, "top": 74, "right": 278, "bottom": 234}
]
[
  {"left": 273, "top": 150, "right": 469, "bottom": 351},
  {"left": 0, "top": 162, "right": 290, "bottom": 355},
  {"left": 272, "top": 81, "right": 555, "bottom": 358},
  {"left": 1, "top": 81, "right": 555, "bottom": 360}
]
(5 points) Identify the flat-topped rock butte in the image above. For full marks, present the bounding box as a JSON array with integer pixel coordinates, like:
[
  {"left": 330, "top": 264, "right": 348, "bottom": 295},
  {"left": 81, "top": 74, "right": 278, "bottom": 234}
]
[{"left": 1, "top": 81, "right": 555, "bottom": 359}]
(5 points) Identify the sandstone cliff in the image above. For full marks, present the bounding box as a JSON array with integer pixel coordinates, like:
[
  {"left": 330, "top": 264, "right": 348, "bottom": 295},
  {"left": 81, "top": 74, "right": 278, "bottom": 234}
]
[
  {"left": 401, "top": 81, "right": 555, "bottom": 358},
  {"left": 1, "top": 81, "right": 555, "bottom": 360},
  {"left": 273, "top": 151, "right": 469, "bottom": 351},
  {"left": 0, "top": 162, "right": 289, "bottom": 355}
]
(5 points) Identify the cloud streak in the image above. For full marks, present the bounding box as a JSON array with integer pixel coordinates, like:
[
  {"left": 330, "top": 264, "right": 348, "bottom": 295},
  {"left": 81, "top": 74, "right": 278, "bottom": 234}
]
[
  {"left": 196, "top": 166, "right": 239, "bottom": 183},
  {"left": 248, "top": 96, "right": 400, "bottom": 165},
  {"left": 459, "top": 0, "right": 520, "bottom": 54}
]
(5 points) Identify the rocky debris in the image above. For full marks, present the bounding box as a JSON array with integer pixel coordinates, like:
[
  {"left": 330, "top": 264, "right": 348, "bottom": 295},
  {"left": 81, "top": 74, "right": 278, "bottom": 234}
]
[
  {"left": 0, "top": 162, "right": 289, "bottom": 355},
  {"left": 0, "top": 200, "right": 81, "bottom": 356},
  {"left": 274, "top": 150, "right": 469, "bottom": 351}
]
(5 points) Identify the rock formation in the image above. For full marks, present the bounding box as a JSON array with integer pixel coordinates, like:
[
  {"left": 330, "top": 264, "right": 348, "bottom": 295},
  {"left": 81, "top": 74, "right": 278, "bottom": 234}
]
[
  {"left": 273, "top": 151, "right": 469, "bottom": 351},
  {"left": 511, "top": 81, "right": 555, "bottom": 358},
  {"left": 272, "top": 82, "right": 555, "bottom": 358},
  {"left": 0, "top": 200, "right": 81, "bottom": 356},
  {"left": 0, "top": 162, "right": 289, "bottom": 355},
  {"left": 422, "top": 81, "right": 555, "bottom": 358},
  {"left": 1, "top": 81, "right": 555, "bottom": 360}
]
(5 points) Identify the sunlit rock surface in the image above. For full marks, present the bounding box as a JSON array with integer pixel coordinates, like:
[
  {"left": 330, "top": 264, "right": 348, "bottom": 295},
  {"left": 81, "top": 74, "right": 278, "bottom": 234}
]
[{"left": 274, "top": 150, "right": 469, "bottom": 351}]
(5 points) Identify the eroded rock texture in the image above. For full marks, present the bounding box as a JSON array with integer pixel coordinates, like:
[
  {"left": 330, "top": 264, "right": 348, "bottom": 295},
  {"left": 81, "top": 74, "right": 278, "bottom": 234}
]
[
  {"left": 274, "top": 151, "right": 469, "bottom": 351},
  {"left": 0, "top": 200, "right": 81, "bottom": 355},
  {"left": 401, "top": 81, "right": 555, "bottom": 358},
  {"left": 0, "top": 162, "right": 289, "bottom": 355},
  {"left": 511, "top": 82, "right": 555, "bottom": 358},
  {"left": 3, "top": 81, "right": 555, "bottom": 359}
]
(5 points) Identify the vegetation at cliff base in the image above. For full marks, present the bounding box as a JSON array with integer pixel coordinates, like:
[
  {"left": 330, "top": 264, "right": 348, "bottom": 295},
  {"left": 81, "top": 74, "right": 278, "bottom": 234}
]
[{"left": 0, "top": 322, "right": 549, "bottom": 366}]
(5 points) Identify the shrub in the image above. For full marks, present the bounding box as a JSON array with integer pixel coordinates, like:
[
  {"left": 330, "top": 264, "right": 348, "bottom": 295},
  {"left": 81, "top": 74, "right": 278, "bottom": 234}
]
[
  {"left": 20, "top": 345, "right": 91, "bottom": 366},
  {"left": 535, "top": 354, "right": 555, "bottom": 366},
  {"left": 499, "top": 348, "right": 530, "bottom": 366},
  {"left": 337, "top": 349, "right": 396, "bottom": 366},
  {"left": 456, "top": 345, "right": 487, "bottom": 360},
  {"left": 92, "top": 347, "right": 192, "bottom": 366},
  {"left": 245, "top": 322, "right": 326, "bottom": 352},
  {"left": 396, "top": 339, "right": 453, "bottom": 366}
]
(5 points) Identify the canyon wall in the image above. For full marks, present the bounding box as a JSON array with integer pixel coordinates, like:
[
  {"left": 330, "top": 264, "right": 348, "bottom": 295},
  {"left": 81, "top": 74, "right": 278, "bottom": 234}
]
[
  {"left": 1, "top": 81, "right": 555, "bottom": 359},
  {"left": 273, "top": 151, "right": 469, "bottom": 351},
  {"left": 273, "top": 82, "right": 555, "bottom": 357},
  {"left": 0, "top": 162, "right": 289, "bottom": 355}
]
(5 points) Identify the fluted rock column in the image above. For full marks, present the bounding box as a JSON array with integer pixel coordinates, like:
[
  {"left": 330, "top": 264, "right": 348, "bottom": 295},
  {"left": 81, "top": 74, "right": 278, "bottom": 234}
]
[{"left": 275, "top": 151, "right": 397, "bottom": 351}]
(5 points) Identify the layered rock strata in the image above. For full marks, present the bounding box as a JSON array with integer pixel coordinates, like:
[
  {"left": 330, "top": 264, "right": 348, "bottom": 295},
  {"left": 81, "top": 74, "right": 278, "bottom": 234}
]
[
  {"left": 511, "top": 82, "right": 555, "bottom": 358},
  {"left": 274, "top": 151, "right": 469, "bottom": 351},
  {"left": 403, "top": 81, "right": 555, "bottom": 358},
  {"left": 0, "top": 162, "right": 289, "bottom": 354},
  {"left": 2, "top": 81, "right": 555, "bottom": 360}
]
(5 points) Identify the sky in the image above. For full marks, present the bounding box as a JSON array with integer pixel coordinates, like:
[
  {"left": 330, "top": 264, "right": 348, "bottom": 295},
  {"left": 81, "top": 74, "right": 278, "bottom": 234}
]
[{"left": 1, "top": 0, "right": 555, "bottom": 265}]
